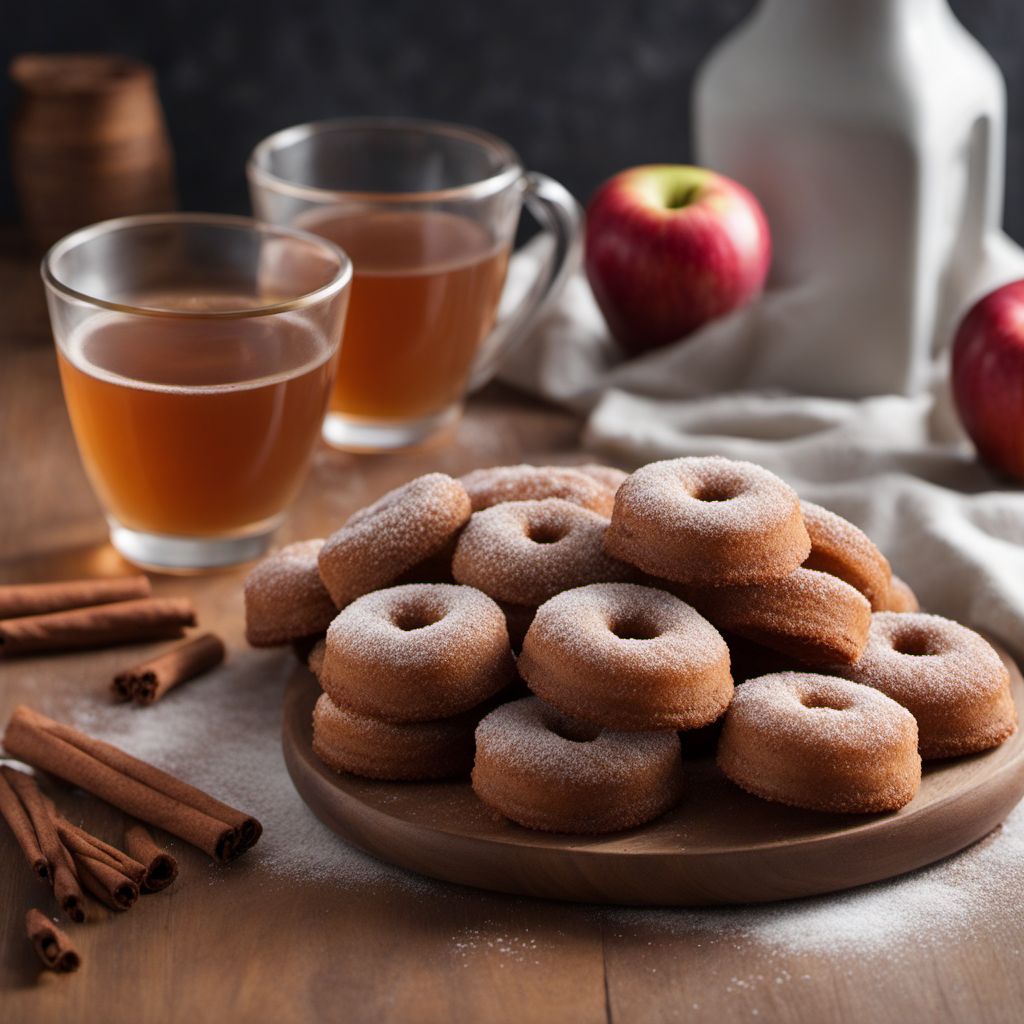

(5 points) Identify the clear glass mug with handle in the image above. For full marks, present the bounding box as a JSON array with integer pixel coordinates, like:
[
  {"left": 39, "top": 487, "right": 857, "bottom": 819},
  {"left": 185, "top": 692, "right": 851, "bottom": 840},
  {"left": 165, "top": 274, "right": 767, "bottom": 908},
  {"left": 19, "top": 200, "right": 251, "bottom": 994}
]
[{"left": 248, "top": 118, "right": 582, "bottom": 451}]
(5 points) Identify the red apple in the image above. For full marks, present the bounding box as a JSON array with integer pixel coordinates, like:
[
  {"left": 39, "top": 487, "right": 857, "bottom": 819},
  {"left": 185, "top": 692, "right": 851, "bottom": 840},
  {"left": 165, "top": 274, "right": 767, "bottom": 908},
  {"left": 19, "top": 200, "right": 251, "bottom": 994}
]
[
  {"left": 584, "top": 164, "right": 771, "bottom": 355},
  {"left": 952, "top": 280, "right": 1024, "bottom": 480}
]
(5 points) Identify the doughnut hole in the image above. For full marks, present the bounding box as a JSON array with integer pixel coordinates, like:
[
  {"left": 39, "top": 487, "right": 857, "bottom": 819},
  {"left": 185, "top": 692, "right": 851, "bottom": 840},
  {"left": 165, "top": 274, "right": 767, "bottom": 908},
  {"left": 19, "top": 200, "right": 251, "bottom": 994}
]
[
  {"left": 608, "top": 613, "right": 661, "bottom": 641},
  {"left": 799, "top": 691, "right": 854, "bottom": 712},
  {"left": 543, "top": 707, "right": 602, "bottom": 743},
  {"left": 391, "top": 600, "right": 446, "bottom": 632},
  {"left": 891, "top": 627, "right": 941, "bottom": 657},
  {"left": 689, "top": 480, "right": 741, "bottom": 503},
  {"left": 525, "top": 520, "right": 569, "bottom": 545}
]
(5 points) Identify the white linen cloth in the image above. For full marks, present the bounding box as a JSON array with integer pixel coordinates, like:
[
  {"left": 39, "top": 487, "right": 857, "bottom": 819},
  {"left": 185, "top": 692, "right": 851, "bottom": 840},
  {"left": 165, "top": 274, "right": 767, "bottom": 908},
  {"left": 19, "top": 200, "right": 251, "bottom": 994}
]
[{"left": 496, "top": 243, "right": 1024, "bottom": 658}]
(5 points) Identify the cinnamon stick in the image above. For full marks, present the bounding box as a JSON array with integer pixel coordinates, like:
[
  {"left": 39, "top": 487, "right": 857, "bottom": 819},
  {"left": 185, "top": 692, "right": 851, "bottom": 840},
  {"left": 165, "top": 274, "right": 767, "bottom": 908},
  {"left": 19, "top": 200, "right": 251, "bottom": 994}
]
[
  {"left": 25, "top": 908, "right": 80, "bottom": 972},
  {"left": 0, "top": 767, "right": 49, "bottom": 880},
  {"left": 56, "top": 820, "right": 147, "bottom": 888},
  {"left": 0, "top": 598, "right": 196, "bottom": 657},
  {"left": 0, "top": 576, "right": 151, "bottom": 619},
  {"left": 2, "top": 767, "right": 86, "bottom": 921},
  {"left": 4, "top": 706, "right": 262, "bottom": 864},
  {"left": 124, "top": 822, "right": 178, "bottom": 891},
  {"left": 74, "top": 853, "right": 138, "bottom": 911},
  {"left": 113, "top": 633, "right": 225, "bottom": 705}
]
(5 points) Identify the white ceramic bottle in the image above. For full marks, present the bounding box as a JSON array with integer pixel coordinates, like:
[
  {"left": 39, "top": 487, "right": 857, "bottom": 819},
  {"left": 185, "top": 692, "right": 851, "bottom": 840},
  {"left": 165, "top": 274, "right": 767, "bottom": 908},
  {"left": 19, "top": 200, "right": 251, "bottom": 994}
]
[{"left": 694, "top": 0, "right": 1024, "bottom": 398}]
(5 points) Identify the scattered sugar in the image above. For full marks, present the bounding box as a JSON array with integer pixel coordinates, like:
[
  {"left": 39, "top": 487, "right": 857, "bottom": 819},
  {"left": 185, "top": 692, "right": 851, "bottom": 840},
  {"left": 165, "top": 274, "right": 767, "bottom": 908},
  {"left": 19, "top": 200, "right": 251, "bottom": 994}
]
[
  {"left": 459, "top": 464, "right": 616, "bottom": 516},
  {"left": 452, "top": 498, "right": 635, "bottom": 606}
]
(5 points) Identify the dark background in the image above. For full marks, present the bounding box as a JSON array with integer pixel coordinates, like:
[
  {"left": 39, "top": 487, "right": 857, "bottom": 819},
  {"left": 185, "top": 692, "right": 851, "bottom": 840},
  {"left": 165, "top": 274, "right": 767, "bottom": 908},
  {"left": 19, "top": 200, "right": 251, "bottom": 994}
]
[{"left": 4, "top": 0, "right": 1024, "bottom": 237}]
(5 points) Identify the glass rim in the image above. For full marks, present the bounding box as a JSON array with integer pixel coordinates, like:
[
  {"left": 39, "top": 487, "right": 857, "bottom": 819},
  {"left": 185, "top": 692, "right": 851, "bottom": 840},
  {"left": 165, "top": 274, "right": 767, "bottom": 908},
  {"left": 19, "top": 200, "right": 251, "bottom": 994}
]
[
  {"left": 41, "top": 212, "right": 354, "bottom": 320},
  {"left": 247, "top": 116, "right": 525, "bottom": 204}
]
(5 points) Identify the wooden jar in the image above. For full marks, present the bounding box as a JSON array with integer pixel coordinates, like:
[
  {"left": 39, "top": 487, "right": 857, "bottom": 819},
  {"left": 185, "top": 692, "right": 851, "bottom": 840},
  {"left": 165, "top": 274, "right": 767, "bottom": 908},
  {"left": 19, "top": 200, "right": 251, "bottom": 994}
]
[{"left": 10, "top": 53, "right": 177, "bottom": 251}]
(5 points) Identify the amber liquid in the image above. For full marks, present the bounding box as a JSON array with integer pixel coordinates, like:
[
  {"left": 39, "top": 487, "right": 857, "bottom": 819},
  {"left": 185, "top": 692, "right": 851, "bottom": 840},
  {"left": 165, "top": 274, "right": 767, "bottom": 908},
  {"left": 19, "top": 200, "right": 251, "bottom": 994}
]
[
  {"left": 299, "top": 209, "right": 510, "bottom": 421},
  {"left": 57, "top": 309, "right": 337, "bottom": 537}
]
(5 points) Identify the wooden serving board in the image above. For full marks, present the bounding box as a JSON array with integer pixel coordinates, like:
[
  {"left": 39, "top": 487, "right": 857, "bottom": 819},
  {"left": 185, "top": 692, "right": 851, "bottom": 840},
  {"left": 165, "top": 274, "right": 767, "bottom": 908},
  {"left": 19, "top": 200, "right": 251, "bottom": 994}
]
[{"left": 281, "top": 650, "right": 1024, "bottom": 906}]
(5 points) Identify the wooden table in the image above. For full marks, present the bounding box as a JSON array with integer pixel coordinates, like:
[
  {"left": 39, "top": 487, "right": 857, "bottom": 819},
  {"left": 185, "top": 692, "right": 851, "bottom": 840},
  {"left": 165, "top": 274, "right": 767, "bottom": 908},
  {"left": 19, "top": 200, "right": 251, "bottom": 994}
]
[{"left": 1, "top": 242, "right": 1020, "bottom": 1024}]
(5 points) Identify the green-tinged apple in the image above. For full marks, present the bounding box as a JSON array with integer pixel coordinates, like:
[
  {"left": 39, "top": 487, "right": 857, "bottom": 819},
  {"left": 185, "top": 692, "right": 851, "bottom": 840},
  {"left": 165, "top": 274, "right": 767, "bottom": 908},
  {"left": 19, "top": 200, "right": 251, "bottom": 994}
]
[
  {"left": 585, "top": 165, "right": 771, "bottom": 355},
  {"left": 952, "top": 281, "right": 1024, "bottom": 480}
]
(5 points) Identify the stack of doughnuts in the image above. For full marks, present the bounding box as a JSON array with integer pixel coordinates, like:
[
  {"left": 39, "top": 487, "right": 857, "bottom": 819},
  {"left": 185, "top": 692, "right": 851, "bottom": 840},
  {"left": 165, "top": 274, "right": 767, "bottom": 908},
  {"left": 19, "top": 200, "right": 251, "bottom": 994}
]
[{"left": 244, "top": 456, "right": 1018, "bottom": 834}]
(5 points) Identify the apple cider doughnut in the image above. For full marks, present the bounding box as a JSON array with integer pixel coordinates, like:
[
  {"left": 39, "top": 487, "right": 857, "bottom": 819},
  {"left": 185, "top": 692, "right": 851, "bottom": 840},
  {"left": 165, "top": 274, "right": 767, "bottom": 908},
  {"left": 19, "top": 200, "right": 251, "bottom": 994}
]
[
  {"left": 685, "top": 568, "right": 871, "bottom": 667},
  {"left": 313, "top": 693, "right": 482, "bottom": 781},
  {"left": 518, "top": 583, "right": 733, "bottom": 730},
  {"left": 471, "top": 697, "right": 685, "bottom": 833},
  {"left": 801, "top": 501, "right": 892, "bottom": 610},
  {"left": 604, "top": 457, "right": 810, "bottom": 586},
  {"left": 321, "top": 584, "right": 515, "bottom": 722},
  {"left": 317, "top": 474, "right": 470, "bottom": 607},
  {"left": 459, "top": 464, "right": 617, "bottom": 515},
  {"left": 718, "top": 672, "right": 921, "bottom": 813},
  {"left": 245, "top": 540, "right": 338, "bottom": 647},
  {"left": 832, "top": 612, "right": 1017, "bottom": 759},
  {"left": 452, "top": 499, "right": 636, "bottom": 607}
]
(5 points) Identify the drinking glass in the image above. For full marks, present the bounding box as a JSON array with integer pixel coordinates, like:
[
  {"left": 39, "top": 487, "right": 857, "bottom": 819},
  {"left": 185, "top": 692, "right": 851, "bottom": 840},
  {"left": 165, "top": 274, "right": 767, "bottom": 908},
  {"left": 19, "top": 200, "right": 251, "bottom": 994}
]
[
  {"left": 43, "top": 213, "right": 352, "bottom": 570},
  {"left": 248, "top": 118, "right": 581, "bottom": 450}
]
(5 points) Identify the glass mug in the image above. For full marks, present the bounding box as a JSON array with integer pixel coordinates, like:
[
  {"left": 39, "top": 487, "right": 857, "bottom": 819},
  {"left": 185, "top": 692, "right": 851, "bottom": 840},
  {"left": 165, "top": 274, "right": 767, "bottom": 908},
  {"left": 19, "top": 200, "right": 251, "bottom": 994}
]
[
  {"left": 43, "top": 213, "right": 352, "bottom": 571},
  {"left": 248, "top": 118, "right": 581, "bottom": 450}
]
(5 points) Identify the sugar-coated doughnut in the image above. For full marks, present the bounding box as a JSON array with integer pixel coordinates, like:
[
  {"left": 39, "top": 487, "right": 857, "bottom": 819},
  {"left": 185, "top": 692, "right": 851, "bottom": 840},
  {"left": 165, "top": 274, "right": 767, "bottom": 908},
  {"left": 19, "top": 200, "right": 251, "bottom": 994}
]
[
  {"left": 604, "top": 457, "right": 810, "bottom": 586},
  {"left": 472, "top": 697, "right": 685, "bottom": 833},
  {"left": 313, "top": 693, "right": 482, "bottom": 781},
  {"left": 321, "top": 584, "right": 515, "bottom": 722},
  {"left": 878, "top": 575, "right": 920, "bottom": 614},
  {"left": 801, "top": 501, "right": 892, "bottom": 611},
  {"left": 245, "top": 540, "right": 338, "bottom": 647},
  {"left": 684, "top": 568, "right": 872, "bottom": 666},
  {"left": 718, "top": 672, "right": 921, "bottom": 813},
  {"left": 831, "top": 612, "right": 1017, "bottom": 759},
  {"left": 518, "top": 583, "right": 733, "bottom": 730},
  {"left": 452, "top": 499, "right": 635, "bottom": 607},
  {"left": 460, "top": 464, "right": 616, "bottom": 515},
  {"left": 318, "top": 474, "right": 470, "bottom": 607}
]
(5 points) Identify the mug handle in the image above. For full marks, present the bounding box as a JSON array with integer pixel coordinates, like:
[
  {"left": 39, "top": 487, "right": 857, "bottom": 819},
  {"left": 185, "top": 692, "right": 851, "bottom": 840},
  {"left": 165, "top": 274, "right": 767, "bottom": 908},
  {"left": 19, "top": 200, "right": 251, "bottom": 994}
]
[{"left": 469, "top": 172, "right": 583, "bottom": 390}]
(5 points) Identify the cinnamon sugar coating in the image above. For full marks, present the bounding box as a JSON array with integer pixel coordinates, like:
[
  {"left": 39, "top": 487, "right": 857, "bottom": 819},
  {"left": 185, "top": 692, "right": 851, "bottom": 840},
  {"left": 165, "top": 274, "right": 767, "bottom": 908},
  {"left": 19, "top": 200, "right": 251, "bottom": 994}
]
[
  {"left": 322, "top": 584, "right": 515, "bottom": 722},
  {"left": 472, "top": 697, "right": 684, "bottom": 833},
  {"left": 460, "top": 464, "right": 617, "bottom": 516},
  {"left": 718, "top": 672, "right": 921, "bottom": 813},
  {"left": 452, "top": 499, "right": 636, "bottom": 607},
  {"left": 244, "top": 540, "right": 338, "bottom": 647},
  {"left": 684, "top": 568, "right": 872, "bottom": 667},
  {"left": 312, "top": 693, "right": 482, "bottom": 781},
  {"left": 801, "top": 501, "right": 892, "bottom": 610},
  {"left": 878, "top": 575, "right": 921, "bottom": 613},
  {"left": 604, "top": 457, "right": 810, "bottom": 586},
  {"left": 830, "top": 612, "right": 1017, "bottom": 760},
  {"left": 318, "top": 474, "right": 470, "bottom": 607},
  {"left": 518, "top": 583, "right": 733, "bottom": 730}
]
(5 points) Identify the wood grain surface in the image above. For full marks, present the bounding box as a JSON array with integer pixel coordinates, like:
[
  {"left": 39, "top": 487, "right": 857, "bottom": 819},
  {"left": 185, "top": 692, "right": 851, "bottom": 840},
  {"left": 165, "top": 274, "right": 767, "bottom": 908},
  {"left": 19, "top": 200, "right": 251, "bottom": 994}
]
[
  {"left": 1, "top": 237, "right": 1021, "bottom": 1023},
  {"left": 282, "top": 659, "right": 1024, "bottom": 906}
]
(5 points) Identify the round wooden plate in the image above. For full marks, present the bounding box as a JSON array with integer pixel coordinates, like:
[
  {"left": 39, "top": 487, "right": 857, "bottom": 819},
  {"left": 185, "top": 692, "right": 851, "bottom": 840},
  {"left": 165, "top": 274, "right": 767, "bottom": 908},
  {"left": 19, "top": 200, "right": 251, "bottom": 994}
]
[{"left": 282, "top": 649, "right": 1024, "bottom": 906}]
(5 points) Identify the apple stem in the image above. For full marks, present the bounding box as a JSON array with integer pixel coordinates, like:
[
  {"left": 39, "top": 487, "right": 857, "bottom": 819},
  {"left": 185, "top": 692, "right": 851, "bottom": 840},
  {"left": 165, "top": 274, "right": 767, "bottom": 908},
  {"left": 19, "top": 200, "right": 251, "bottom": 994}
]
[{"left": 665, "top": 184, "right": 700, "bottom": 209}]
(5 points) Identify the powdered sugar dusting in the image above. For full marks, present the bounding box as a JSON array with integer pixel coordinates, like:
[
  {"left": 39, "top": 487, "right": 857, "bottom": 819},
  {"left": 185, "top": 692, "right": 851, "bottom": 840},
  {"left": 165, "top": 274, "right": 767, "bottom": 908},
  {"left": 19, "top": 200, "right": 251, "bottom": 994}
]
[
  {"left": 452, "top": 499, "right": 635, "bottom": 606},
  {"left": 460, "top": 464, "right": 616, "bottom": 515}
]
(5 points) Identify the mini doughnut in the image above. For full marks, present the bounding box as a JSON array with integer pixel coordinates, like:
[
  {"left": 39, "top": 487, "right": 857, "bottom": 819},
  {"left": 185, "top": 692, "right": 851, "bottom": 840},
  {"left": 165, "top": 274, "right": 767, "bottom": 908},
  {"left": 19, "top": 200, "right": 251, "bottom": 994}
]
[
  {"left": 518, "top": 583, "right": 733, "bottom": 730},
  {"left": 604, "top": 457, "right": 810, "bottom": 586},
  {"left": 452, "top": 499, "right": 636, "bottom": 607},
  {"left": 879, "top": 575, "right": 921, "bottom": 614},
  {"left": 801, "top": 501, "right": 892, "bottom": 610},
  {"left": 313, "top": 693, "right": 482, "bottom": 781},
  {"left": 717, "top": 672, "right": 921, "bottom": 813},
  {"left": 460, "top": 464, "right": 616, "bottom": 515},
  {"left": 831, "top": 612, "right": 1017, "bottom": 759},
  {"left": 471, "top": 697, "right": 685, "bottom": 833},
  {"left": 684, "top": 568, "right": 872, "bottom": 667},
  {"left": 318, "top": 474, "right": 470, "bottom": 607},
  {"left": 245, "top": 540, "right": 338, "bottom": 647},
  {"left": 321, "top": 584, "right": 515, "bottom": 722}
]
